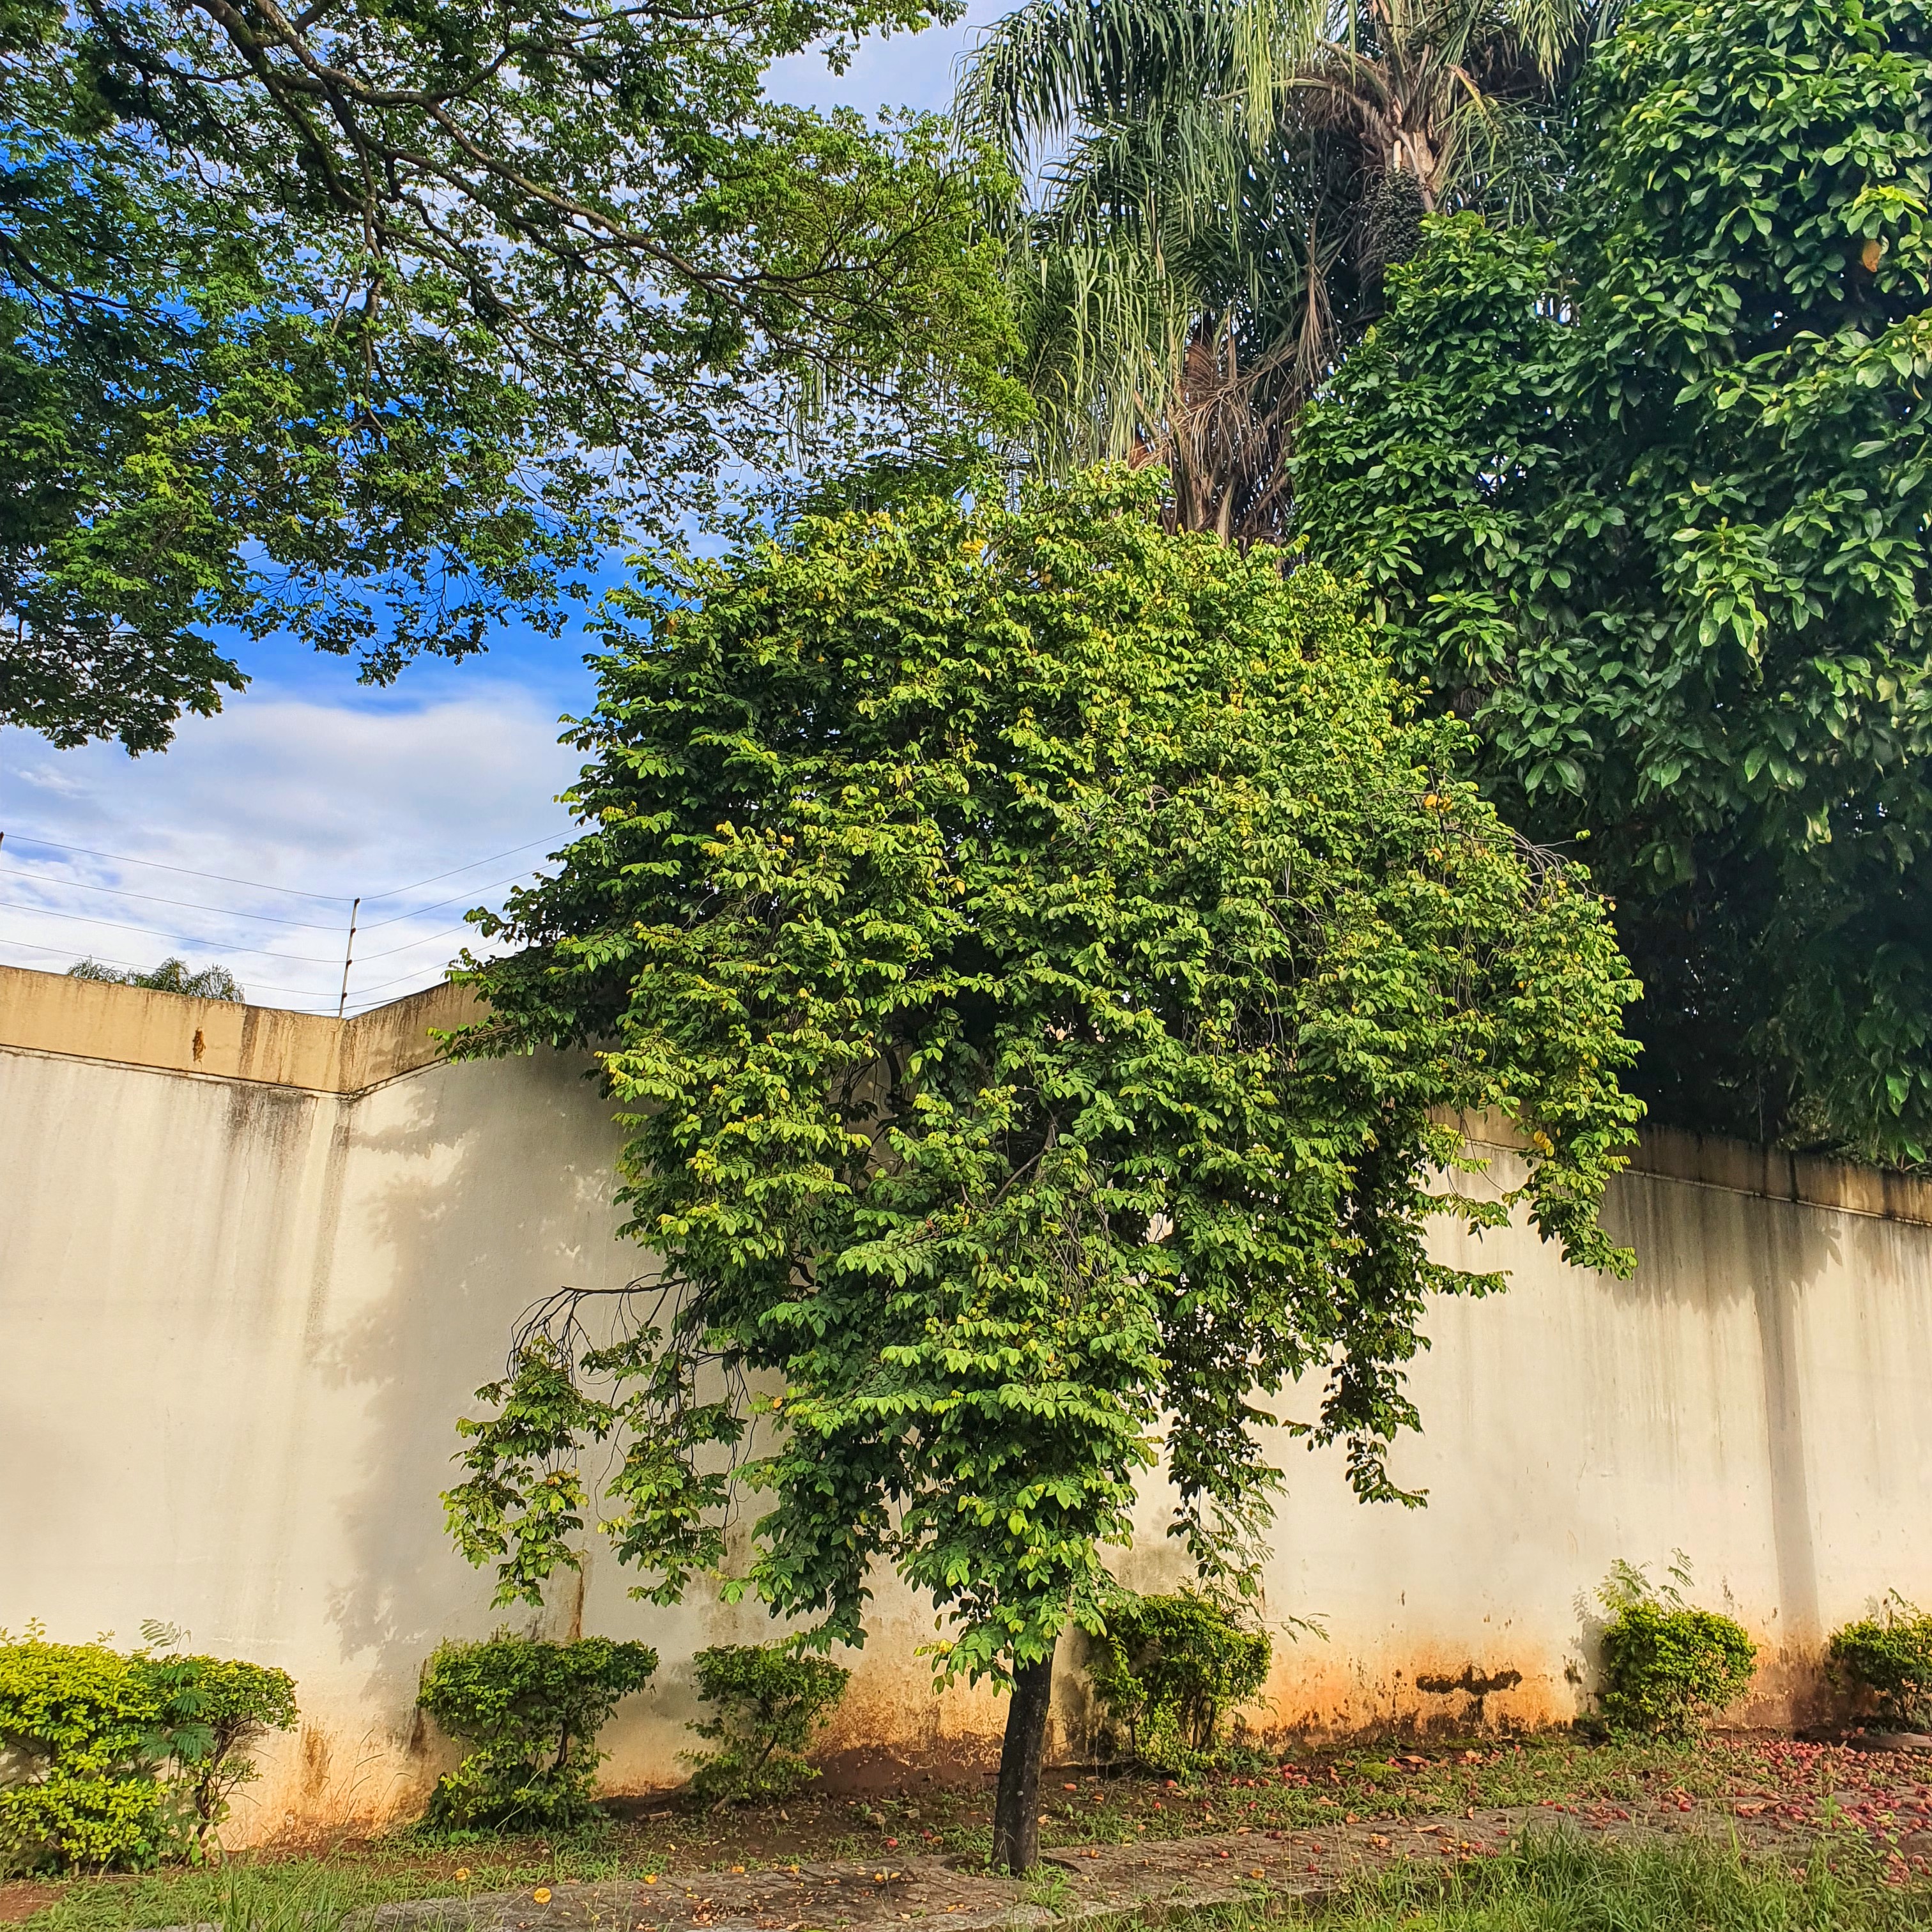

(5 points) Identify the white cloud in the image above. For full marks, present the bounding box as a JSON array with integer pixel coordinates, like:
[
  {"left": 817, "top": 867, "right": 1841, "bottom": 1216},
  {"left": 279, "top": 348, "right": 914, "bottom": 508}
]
[
  {"left": 0, "top": 682, "right": 585, "bottom": 1015},
  {"left": 12, "top": 763, "right": 87, "bottom": 797}
]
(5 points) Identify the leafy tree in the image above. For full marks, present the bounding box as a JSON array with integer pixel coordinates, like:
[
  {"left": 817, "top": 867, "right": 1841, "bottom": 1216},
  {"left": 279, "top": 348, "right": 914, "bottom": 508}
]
[
  {"left": 68, "top": 956, "right": 244, "bottom": 1001},
  {"left": 1296, "top": 0, "right": 1932, "bottom": 1159},
  {"left": 0, "top": 0, "right": 1019, "bottom": 750},
  {"left": 440, "top": 469, "right": 1639, "bottom": 1869},
  {"left": 956, "top": 0, "right": 1609, "bottom": 540}
]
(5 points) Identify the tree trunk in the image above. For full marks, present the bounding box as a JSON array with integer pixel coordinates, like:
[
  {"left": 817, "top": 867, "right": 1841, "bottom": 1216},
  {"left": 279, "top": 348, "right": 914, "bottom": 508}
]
[
  {"left": 989, "top": 1652, "right": 1055, "bottom": 1873},
  {"left": 1390, "top": 128, "right": 1442, "bottom": 212}
]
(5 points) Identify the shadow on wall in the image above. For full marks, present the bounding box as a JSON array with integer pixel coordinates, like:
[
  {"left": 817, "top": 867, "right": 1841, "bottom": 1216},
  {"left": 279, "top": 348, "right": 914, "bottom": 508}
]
[
  {"left": 304, "top": 1050, "right": 640, "bottom": 1820},
  {"left": 225, "top": 1065, "right": 1924, "bottom": 1830}
]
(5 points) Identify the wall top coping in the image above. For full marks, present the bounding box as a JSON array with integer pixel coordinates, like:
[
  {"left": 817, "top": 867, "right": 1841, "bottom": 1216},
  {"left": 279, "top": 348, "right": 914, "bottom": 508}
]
[
  {"left": 5, "top": 962, "right": 1929, "bottom": 1226},
  {"left": 1433, "top": 1113, "right": 1932, "bottom": 1230},
  {"left": 1625, "top": 1124, "right": 1932, "bottom": 1227},
  {"left": 0, "top": 961, "right": 479, "bottom": 1095}
]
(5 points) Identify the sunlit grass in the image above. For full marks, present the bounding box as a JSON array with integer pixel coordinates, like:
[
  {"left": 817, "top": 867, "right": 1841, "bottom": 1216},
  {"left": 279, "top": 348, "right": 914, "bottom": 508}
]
[{"left": 1301, "top": 1832, "right": 1929, "bottom": 1932}]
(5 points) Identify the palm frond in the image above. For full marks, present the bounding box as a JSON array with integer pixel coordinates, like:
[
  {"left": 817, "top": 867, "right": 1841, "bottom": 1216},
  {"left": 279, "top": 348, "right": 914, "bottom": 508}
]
[{"left": 960, "top": 0, "right": 1609, "bottom": 537}]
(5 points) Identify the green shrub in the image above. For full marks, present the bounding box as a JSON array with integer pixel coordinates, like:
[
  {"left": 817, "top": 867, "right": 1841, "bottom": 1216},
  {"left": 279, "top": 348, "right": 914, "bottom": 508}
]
[
  {"left": 1596, "top": 1559, "right": 1758, "bottom": 1739},
  {"left": 1087, "top": 1590, "right": 1271, "bottom": 1772},
  {"left": 0, "top": 1623, "right": 297, "bottom": 1874},
  {"left": 682, "top": 1643, "right": 850, "bottom": 1806},
  {"left": 0, "top": 1630, "right": 171, "bottom": 1874},
  {"left": 417, "top": 1632, "right": 657, "bottom": 1833},
  {"left": 1830, "top": 1595, "right": 1932, "bottom": 1731}
]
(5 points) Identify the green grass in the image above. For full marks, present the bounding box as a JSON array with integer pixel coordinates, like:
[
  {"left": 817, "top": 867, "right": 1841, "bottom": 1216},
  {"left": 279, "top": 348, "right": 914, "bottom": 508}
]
[
  {"left": 1290, "top": 1836, "right": 1926, "bottom": 1932},
  {"left": 197, "top": 1865, "right": 366, "bottom": 1932},
  {"left": 839, "top": 1731, "right": 1738, "bottom": 1859},
  {"left": 14, "top": 1846, "right": 621, "bottom": 1932},
  {"left": 22, "top": 1863, "right": 374, "bottom": 1932},
  {"left": 33, "top": 1836, "right": 1922, "bottom": 1932},
  {"left": 1030, "top": 1735, "right": 1724, "bottom": 1848}
]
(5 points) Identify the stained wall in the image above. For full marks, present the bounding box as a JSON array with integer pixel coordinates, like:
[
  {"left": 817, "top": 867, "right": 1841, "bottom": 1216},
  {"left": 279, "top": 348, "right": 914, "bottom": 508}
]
[{"left": 3, "top": 963, "right": 1928, "bottom": 1840}]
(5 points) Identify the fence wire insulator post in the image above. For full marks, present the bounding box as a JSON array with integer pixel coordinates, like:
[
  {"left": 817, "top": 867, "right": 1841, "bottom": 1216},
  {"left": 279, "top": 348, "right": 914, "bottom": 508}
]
[{"left": 337, "top": 896, "right": 361, "bottom": 1020}]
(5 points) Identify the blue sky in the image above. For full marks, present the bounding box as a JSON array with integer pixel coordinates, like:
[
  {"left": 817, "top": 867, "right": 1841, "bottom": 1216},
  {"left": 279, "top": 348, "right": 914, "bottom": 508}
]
[{"left": 0, "top": 3, "right": 1009, "bottom": 1013}]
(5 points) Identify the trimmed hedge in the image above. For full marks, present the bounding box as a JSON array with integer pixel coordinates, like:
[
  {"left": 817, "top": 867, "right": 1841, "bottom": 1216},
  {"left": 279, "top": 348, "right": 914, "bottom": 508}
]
[
  {"left": 417, "top": 1632, "right": 657, "bottom": 1832},
  {"left": 682, "top": 1643, "right": 850, "bottom": 1805},
  {"left": 1600, "top": 1602, "right": 1757, "bottom": 1738},
  {"left": 1830, "top": 1597, "right": 1932, "bottom": 1732},
  {"left": 1088, "top": 1591, "right": 1271, "bottom": 1772}
]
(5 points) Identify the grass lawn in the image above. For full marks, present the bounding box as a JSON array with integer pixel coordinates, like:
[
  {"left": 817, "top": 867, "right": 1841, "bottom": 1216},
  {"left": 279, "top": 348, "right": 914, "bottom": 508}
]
[{"left": 1256, "top": 1834, "right": 1927, "bottom": 1931}]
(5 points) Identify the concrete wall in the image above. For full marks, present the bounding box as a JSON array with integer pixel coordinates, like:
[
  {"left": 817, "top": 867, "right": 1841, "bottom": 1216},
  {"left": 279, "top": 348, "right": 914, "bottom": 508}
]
[{"left": 3, "top": 963, "right": 1930, "bottom": 1841}]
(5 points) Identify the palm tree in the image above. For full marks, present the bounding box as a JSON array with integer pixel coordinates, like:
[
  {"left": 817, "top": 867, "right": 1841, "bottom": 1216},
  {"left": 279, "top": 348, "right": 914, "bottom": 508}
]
[
  {"left": 69, "top": 955, "right": 246, "bottom": 1000},
  {"left": 960, "top": 0, "right": 1614, "bottom": 540}
]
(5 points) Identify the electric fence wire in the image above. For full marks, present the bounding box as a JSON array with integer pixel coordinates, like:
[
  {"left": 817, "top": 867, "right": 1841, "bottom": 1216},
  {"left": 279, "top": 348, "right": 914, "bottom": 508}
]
[
  {"left": 1, "top": 830, "right": 560, "bottom": 904},
  {"left": 0, "top": 862, "right": 353, "bottom": 930},
  {"left": 0, "top": 836, "right": 360, "bottom": 901},
  {"left": 0, "top": 827, "right": 564, "bottom": 1013},
  {"left": 0, "top": 933, "right": 350, "bottom": 1002},
  {"left": 0, "top": 898, "right": 346, "bottom": 963}
]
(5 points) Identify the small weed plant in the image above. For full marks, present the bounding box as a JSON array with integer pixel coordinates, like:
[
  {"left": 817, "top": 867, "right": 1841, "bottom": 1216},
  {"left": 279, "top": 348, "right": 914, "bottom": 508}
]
[
  {"left": 206, "top": 1861, "right": 357, "bottom": 1932},
  {"left": 0, "top": 1621, "right": 296, "bottom": 1874},
  {"left": 1830, "top": 1595, "right": 1932, "bottom": 1731},
  {"left": 1088, "top": 1591, "right": 1271, "bottom": 1773},
  {"left": 1595, "top": 1557, "right": 1757, "bottom": 1738},
  {"left": 417, "top": 1632, "right": 657, "bottom": 1834},
  {"left": 682, "top": 1643, "right": 850, "bottom": 1805}
]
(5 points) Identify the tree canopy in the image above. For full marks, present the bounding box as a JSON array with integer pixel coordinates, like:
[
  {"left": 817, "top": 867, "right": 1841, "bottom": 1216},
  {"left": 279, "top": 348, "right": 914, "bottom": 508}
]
[
  {"left": 0, "top": 0, "right": 1018, "bottom": 749},
  {"left": 440, "top": 470, "right": 1639, "bottom": 1867},
  {"left": 1295, "top": 0, "right": 1932, "bottom": 1159}
]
